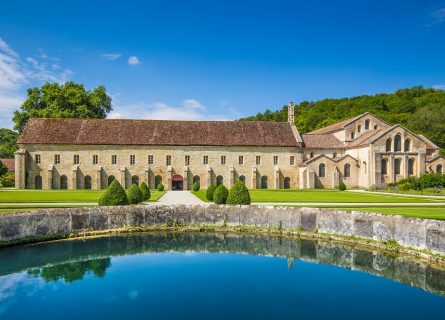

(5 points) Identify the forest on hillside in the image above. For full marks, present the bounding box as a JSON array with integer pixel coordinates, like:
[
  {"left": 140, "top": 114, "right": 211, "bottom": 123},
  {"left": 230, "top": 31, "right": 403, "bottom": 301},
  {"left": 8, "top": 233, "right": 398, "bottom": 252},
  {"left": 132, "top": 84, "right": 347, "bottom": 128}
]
[{"left": 240, "top": 86, "right": 445, "bottom": 153}]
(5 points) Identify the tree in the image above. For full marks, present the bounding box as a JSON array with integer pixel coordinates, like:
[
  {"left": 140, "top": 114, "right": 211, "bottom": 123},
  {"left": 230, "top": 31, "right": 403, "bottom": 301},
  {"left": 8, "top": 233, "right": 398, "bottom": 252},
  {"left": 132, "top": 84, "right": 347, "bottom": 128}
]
[
  {"left": 0, "top": 129, "right": 19, "bottom": 158},
  {"left": 408, "top": 104, "right": 445, "bottom": 150},
  {"left": 98, "top": 180, "right": 129, "bottom": 206},
  {"left": 0, "top": 172, "right": 14, "bottom": 187},
  {"left": 0, "top": 160, "right": 7, "bottom": 177},
  {"left": 13, "top": 81, "right": 112, "bottom": 132},
  {"left": 127, "top": 184, "right": 143, "bottom": 204},
  {"left": 213, "top": 185, "right": 229, "bottom": 204},
  {"left": 140, "top": 182, "right": 151, "bottom": 201},
  {"left": 227, "top": 180, "right": 251, "bottom": 205}
]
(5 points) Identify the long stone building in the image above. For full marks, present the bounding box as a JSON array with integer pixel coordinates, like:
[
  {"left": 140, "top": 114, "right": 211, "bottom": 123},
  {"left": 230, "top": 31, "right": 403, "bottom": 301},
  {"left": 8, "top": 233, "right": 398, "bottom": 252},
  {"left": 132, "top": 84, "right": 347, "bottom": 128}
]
[{"left": 15, "top": 103, "right": 445, "bottom": 190}]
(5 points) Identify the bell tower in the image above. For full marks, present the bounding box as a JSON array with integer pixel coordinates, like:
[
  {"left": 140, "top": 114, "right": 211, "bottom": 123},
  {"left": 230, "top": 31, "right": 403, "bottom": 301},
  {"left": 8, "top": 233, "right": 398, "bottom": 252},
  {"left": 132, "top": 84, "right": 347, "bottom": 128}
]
[{"left": 288, "top": 101, "right": 295, "bottom": 123}]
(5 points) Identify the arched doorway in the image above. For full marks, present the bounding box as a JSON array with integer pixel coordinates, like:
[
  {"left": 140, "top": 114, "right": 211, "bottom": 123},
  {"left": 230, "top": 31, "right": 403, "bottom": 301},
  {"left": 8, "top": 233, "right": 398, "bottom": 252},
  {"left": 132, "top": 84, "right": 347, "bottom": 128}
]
[
  {"left": 84, "top": 176, "right": 92, "bottom": 189},
  {"left": 60, "top": 175, "right": 68, "bottom": 189},
  {"left": 193, "top": 175, "right": 200, "bottom": 184},
  {"left": 35, "top": 175, "right": 42, "bottom": 189},
  {"left": 155, "top": 175, "right": 162, "bottom": 189},
  {"left": 108, "top": 175, "right": 115, "bottom": 186},
  {"left": 131, "top": 175, "right": 139, "bottom": 186},
  {"left": 239, "top": 175, "right": 246, "bottom": 184},
  {"left": 261, "top": 176, "right": 268, "bottom": 189},
  {"left": 284, "top": 177, "right": 290, "bottom": 189},
  {"left": 172, "top": 175, "right": 183, "bottom": 190},
  {"left": 216, "top": 175, "right": 223, "bottom": 186}
]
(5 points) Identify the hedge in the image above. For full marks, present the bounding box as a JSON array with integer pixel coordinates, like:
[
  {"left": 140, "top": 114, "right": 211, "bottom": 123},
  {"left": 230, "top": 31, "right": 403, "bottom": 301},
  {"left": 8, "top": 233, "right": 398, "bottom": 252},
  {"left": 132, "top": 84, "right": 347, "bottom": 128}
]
[
  {"left": 192, "top": 181, "right": 200, "bottom": 191},
  {"left": 227, "top": 180, "right": 251, "bottom": 205},
  {"left": 98, "top": 180, "right": 129, "bottom": 206},
  {"left": 140, "top": 182, "right": 151, "bottom": 201},
  {"left": 206, "top": 184, "right": 217, "bottom": 201},
  {"left": 214, "top": 184, "right": 229, "bottom": 204},
  {"left": 127, "top": 183, "right": 143, "bottom": 204}
]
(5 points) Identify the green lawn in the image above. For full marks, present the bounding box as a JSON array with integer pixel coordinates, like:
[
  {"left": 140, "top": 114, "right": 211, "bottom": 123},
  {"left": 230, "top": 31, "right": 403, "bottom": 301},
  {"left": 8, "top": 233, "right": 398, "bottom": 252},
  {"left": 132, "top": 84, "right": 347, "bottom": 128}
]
[
  {"left": 193, "top": 189, "right": 438, "bottom": 203},
  {"left": 334, "top": 207, "right": 445, "bottom": 220}
]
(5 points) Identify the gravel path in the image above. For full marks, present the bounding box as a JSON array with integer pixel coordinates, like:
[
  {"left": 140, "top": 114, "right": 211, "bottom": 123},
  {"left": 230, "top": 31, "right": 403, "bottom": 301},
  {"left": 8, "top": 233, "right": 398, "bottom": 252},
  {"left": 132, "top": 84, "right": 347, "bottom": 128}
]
[{"left": 154, "top": 191, "right": 205, "bottom": 205}]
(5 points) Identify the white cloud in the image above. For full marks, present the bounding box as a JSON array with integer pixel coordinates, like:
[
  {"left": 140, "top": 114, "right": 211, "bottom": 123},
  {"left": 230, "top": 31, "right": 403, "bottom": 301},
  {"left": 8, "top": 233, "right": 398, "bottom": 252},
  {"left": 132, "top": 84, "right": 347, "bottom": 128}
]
[
  {"left": 433, "top": 84, "right": 445, "bottom": 90},
  {"left": 0, "top": 38, "right": 18, "bottom": 58},
  {"left": 128, "top": 56, "right": 140, "bottom": 65},
  {"left": 100, "top": 53, "right": 122, "bottom": 60},
  {"left": 425, "top": 7, "right": 445, "bottom": 29}
]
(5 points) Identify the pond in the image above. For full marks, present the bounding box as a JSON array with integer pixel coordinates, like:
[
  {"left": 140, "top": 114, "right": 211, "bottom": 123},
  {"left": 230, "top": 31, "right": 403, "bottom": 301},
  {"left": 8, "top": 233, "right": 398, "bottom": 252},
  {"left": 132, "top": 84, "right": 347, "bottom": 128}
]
[{"left": 0, "top": 233, "right": 444, "bottom": 319}]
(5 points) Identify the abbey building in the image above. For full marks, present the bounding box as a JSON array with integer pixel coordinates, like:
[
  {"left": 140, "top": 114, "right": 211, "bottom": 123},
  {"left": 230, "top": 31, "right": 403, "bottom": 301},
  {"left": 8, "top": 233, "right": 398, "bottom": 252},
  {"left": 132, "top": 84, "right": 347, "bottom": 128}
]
[{"left": 15, "top": 103, "right": 445, "bottom": 190}]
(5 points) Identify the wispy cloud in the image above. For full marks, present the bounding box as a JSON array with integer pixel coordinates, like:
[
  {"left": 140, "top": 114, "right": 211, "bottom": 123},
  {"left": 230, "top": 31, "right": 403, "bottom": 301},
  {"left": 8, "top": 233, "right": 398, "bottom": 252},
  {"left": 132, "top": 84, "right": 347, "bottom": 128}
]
[
  {"left": 128, "top": 56, "right": 140, "bottom": 65},
  {"left": 433, "top": 84, "right": 445, "bottom": 90},
  {"left": 100, "top": 53, "right": 122, "bottom": 60},
  {"left": 424, "top": 6, "right": 445, "bottom": 29}
]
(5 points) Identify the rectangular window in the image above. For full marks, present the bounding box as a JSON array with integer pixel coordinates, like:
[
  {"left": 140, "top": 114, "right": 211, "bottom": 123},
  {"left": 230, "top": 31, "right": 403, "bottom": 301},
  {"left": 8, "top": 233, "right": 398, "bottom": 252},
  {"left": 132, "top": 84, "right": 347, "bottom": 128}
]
[
  {"left": 185, "top": 155, "right": 190, "bottom": 166},
  {"left": 166, "top": 155, "right": 171, "bottom": 166},
  {"left": 203, "top": 155, "right": 208, "bottom": 165},
  {"left": 221, "top": 155, "right": 226, "bottom": 165},
  {"left": 148, "top": 155, "right": 154, "bottom": 165},
  {"left": 273, "top": 156, "right": 278, "bottom": 165},
  {"left": 111, "top": 155, "right": 117, "bottom": 165},
  {"left": 130, "top": 155, "right": 136, "bottom": 165},
  {"left": 256, "top": 156, "right": 261, "bottom": 165},
  {"left": 35, "top": 154, "right": 41, "bottom": 164},
  {"left": 93, "top": 155, "right": 99, "bottom": 165},
  {"left": 290, "top": 156, "right": 295, "bottom": 166},
  {"left": 73, "top": 154, "right": 80, "bottom": 165},
  {"left": 239, "top": 155, "right": 244, "bottom": 165},
  {"left": 54, "top": 154, "right": 60, "bottom": 164}
]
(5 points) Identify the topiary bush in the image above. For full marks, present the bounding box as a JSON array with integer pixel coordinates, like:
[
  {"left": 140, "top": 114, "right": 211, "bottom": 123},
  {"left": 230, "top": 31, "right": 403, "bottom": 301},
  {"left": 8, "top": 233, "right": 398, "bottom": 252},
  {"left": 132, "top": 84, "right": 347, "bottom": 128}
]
[
  {"left": 0, "top": 172, "right": 14, "bottom": 187},
  {"left": 338, "top": 182, "right": 346, "bottom": 191},
  {"left": 192, "top": 181, "right": 200, "bottom": 191},
  {"left": 98, "top": 180, "right": 129, "bottom": 206},
  {"left": 127, "top": 183, "right": 143, "bottom": 204},
  {"left": 227, "top": 180, "right": 251, "bottom": 205},
  {"left": 157, "top": 183, "right": 164, "bottom": 191},
  {"left": 213, "top": 184, "right": 229, "bottom": 204},
  {"left": 140, "top": 182, "right": 151, "bottom": 201},
  {"left": 206, "top": 184, "right": 217, "bottom": 201}
]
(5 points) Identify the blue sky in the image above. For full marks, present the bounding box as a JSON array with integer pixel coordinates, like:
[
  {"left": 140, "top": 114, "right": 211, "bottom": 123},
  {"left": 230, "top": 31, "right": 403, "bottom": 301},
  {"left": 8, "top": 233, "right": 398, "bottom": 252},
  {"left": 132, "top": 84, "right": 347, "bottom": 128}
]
[{"left": 1, "top": 0, "right": 445, "bottom": 129}]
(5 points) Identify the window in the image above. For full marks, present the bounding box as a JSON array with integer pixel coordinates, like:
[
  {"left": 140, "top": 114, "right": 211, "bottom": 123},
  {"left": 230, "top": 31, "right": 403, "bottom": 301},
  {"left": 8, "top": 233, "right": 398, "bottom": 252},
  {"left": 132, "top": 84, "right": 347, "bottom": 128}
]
[
  {"left": 381, "top": 159, "right": 388, "bottom": 175},
  {"left": 54, "top": 154, "right": 60, "bottom": 164},
  {"left": 73, "top": 154, "right": 80, "bottom": 165},
  {"left": 408, "top": 159, "right": 415, "bottom": 175},
  {"left": 148, "top": 155, "right": 154, "bottom": 165},
  {"left": 273, "top": 156, "right": 278, "bottom": 165},
  {"left": 185, "top": 155, "right": 190, "bottom": 166},
  {"left": 394, "top": 134, "right": 402, "bottom": 152},
  {"left": 350, "top": 132, "right": 355, "bottom": 140},
  {"left": 284, "top": 177, "right": 290, "bottom": 189},
  {"left": 256, "top": 156, "right": 261, "bottom": 165},
  {"left": 132, "top": 175, "right": 139, "bottom": 185},
  {"left": 93, "top": 155, "right": 99, "bottom": 165},
  {"left": 437, "top": 165, "right": 443, "bottom": 174},
  {"left": 155, "top": 175, "right": 162, "bottom": 188},
  {"left": 310, "top": 152, "right": 314, "bottom": 158},
  {"left": 60, "top": 175, "right": 68, "bottom": 189},
  {"left": 333, "top": 153, "right": 337, "bottom": 158},
  {"left": 290, "top": 156, "right": 295, "bottom": 165},
  {"left": 35, "top": 154, "right": 41, "bottom": 164},
  {"left": 365, "top": 119, "right": 370, "bottom": 130},
  {"left": 385, "top": 139, "right": 392, "bottom": 152},
  {"left": 344, "top": 163, "right": 351, "bottom": 178},
  {"left": 203, "top": 155, "right": 208, "bottom": 165},
  {"left": 84, "top": 176, "right": 92, "bottom": 189},
  {"left": 395, "top": 158, "right": 401, "bottom": 175},
  {"left": 374, "top": 125, "right": 378, "bottom": 130},
  {"left": 130, "top": 155, "right": 136, "bottom": 165},
  {"left": 221, "top": 155, "right": 226, "bottom": 165},
  {"left": 166, "top": 155, "right": 171, "bottom": 166},
  {"left": 239, "top": 156, "right": 244, "bottom": 165},
  {"left": 112, "top": 155, "right": 117, "bottom": 165},
  {"left": 261, "top": 176, "right": 268, "bottom": 189},
  {"left": 319, "top": 163, "right": 326, "bottom": 177},
  {"left": 193, "top": 176, "right": 200, "bottom": 184},
  {"left": 216, "top": 175, "right": 223, "bottom": 186},
  {"left": 404, "top": 139, "right": 411, "bottom": 152},
  {"left": 357, "top": 125, "right": 361, "bottom": 133}
]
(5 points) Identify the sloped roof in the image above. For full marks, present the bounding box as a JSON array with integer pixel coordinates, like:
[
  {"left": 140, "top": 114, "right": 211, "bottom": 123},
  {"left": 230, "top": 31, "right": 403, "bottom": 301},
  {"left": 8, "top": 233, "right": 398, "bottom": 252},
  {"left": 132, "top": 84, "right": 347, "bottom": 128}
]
[
  {"left": 306, "top": 114, "right": 366, "bottom": 135},
  {"left": 0, "top": 159, "right": 14, "bottom": 172},
  {"left": 417, "top": 134, "right": 439, "bottom": 150},
  {"left": 17, "top": 118, "right": 301, "bottom": 147},
  {"left": 304, "top": 153, "right": 357, "bottom": 165},
  {"left": 346, "top": 129, "right": 384, "bottom": 148},
  {"left": 302, "top": 134, "right": 344, "bottom": 149}
]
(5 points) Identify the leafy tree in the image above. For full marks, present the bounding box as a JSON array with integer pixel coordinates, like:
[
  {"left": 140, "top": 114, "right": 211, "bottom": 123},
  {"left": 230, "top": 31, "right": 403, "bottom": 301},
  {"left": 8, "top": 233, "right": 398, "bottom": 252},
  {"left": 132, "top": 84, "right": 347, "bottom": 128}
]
[
  {"left": 0, "top": 160, "right": 7, "bottom": 177},
  {"left": 13, "top": 81, "right": 112, "bottom": 132},
  {"left": 0, "top": 128, "right": 19, "bottom": 158},
  {"left": 227, "top": 180, "right": 251, "bottom": 205},
  {"left": 206, "top": 184, "right": 217, "bottom": 201},
  {"left": 98, "top": 180, "right": 129, "bottom": 206},
  {"left": 127, "top": 184, "right": 143, "bottom": 204},
  {"left": 0, "top": 172, "right": 14, "bottom": 187},
  {"left": 213, "top": 184, "right": 229, "bottom": 204},
  {"left": 140, "top": 182, "right": 151, "bottom": 201}
]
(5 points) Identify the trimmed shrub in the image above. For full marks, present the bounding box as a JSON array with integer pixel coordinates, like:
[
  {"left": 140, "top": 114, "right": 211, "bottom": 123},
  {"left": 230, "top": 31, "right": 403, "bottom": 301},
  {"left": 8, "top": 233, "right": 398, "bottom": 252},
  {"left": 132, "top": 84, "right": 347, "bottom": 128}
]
[
  {"left": 206, "top": 184, "right": 217, "bottom": 201},
  {"left": 127, "top": 183, "right": 143, "bottom": 204},
  {"left": 338, "top": 182, "right": 346, "bottom": 191},
  {"left": 0, "top": 172, "right": 14, "bottom": 187},
  {"left": 192, "top": 181, "right": 200, "bottom": 191},
  {"left": 157, "top": 183, "right": 164, "bottom": 191},
  {"left": 98, "top": 180, "right": 129, "bottom": 206},
  {"left": 140, "top": 182, "right": 151, "bottom": 201},
  {"left": 0, "top": 160, "right": 7, "bottom": 178},
  {"left": 213, "top": 184, "right": 229, "bottom": 204},
  {"left": 227, "top": 180, "right": 251, "bottom": 205}
]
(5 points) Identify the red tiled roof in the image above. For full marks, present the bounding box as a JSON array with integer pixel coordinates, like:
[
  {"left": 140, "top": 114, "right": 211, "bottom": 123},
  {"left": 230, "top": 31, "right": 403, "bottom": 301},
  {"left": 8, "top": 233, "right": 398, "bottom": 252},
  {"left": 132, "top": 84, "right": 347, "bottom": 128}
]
[
  {"left": 17, "top": 118, "right": 300, "bottom": 147},
  {"left": 306, "top": 114, "right": 364, "bottom": 135},
  {"left": 0, "top": 159, "right": 14, "bottom": 172},
  {"left": 302, "top": 134, "right": 344, "bottom": 149},
  {"left": 346, "top": 129, "right": 383, "bottom": 148}
]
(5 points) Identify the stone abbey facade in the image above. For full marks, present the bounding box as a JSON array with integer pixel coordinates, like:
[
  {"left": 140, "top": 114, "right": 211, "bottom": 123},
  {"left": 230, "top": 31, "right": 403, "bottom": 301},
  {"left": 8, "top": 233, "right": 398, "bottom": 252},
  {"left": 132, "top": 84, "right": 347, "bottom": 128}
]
[{"left": 15, "top": 103, "right": 445, "bottom": 190}]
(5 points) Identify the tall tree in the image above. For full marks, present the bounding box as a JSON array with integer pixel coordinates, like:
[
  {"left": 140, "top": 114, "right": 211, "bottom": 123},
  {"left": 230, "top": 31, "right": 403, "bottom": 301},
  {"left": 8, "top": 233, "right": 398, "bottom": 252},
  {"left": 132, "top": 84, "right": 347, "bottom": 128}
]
[
  {"left": 13, "top": 81, "right": 112, "bottom": 132},
  {"left": 0, "top": 128, "right": 19, "bottom": 158}
]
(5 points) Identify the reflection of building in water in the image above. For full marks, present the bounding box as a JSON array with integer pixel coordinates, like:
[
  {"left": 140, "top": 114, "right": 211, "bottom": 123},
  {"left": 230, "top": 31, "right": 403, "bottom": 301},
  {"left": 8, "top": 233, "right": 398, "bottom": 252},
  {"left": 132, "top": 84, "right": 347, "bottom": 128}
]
[{"left": 287, "top": 258, "right": 294, "bottom": 269}]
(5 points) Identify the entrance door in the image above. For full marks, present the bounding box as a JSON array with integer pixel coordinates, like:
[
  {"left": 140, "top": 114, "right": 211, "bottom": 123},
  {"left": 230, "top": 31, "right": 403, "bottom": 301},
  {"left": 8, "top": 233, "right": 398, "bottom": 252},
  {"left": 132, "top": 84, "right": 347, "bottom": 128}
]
[{"left": 172, "top": 175, "right": 183, "bottom": 190}]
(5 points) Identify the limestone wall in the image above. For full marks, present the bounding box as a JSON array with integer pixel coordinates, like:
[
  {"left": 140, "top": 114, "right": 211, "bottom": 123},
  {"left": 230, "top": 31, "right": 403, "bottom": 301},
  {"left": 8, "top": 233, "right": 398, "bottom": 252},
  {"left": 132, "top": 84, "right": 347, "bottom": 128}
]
[{"left": 0, "top": 205, "right": 444, "bottom": 255}]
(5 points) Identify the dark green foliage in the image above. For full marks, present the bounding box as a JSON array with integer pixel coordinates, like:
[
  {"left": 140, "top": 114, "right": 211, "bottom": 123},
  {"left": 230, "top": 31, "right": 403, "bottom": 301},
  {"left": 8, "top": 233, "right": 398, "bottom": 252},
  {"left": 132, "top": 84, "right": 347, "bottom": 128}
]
[
  {"left": 192, "top": 181, "right": 200, "bottom": 191},
  {"left": 127, "top": 184, "right": 143, "bottom": 204},
  {"left": 397, "top": 173, "right": 445, "bottom": 191},
  {"left": 13, "top": 81, "right": 112, "bottom": 132},
  {"left": 338, "top": 182, "right": 346, "bottom": 191},
  {"left": 157, "top": 183, "right": 164, "bottom": 191},
  {"left": 98, "top": 180, "right": 129, "bottom": 206},
  {"left": 0, "top": 128, "right": 19, "bottom": 158},
  {"left": 239, "top": 86, "right": 445, "bottom": 150},
  {"left": 206, "top": 184, "right": 217, "bottom": 201},
  {"left": 140, "top": 182, "right": 151, "bottom": 201},
  {"left": 0, "top": 172, "right": 14, "bottom": 187},
  {"left": 0, "top": 160, "right": 7, "bottom": 177},
  {"left": 227, "top": 180, "right": 251, "bottom": 205},
  {"left": 213, "top": 184, "right": 229, "bottom": 204}
]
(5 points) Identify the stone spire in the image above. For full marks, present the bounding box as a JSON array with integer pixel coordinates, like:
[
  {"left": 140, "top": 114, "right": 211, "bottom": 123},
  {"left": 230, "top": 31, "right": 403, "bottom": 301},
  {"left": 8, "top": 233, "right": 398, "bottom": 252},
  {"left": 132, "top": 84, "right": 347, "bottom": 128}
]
[{"left": 288, "top": 101, "right": 295, "bottom": 123}]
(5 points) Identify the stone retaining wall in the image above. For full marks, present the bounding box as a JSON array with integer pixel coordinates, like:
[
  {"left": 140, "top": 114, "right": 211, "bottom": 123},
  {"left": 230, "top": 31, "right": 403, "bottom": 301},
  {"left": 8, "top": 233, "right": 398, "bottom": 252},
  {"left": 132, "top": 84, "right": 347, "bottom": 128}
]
[{"left": 0, "top": 205, "right": 444, "bottom": 255}]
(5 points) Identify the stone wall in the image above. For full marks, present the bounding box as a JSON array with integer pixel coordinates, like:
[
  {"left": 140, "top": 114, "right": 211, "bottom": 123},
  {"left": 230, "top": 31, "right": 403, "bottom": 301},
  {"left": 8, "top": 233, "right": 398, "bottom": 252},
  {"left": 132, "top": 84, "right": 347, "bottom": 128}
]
[{"left": 1, "top": 205, "right": 445, "bottom": 255}]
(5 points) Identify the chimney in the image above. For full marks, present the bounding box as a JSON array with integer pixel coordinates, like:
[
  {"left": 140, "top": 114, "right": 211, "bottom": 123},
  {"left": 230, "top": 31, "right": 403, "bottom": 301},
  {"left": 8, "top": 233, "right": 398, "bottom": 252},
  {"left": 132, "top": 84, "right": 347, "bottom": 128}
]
[{"left": 288, "top": 101, "right": 295, "bottom": 123}]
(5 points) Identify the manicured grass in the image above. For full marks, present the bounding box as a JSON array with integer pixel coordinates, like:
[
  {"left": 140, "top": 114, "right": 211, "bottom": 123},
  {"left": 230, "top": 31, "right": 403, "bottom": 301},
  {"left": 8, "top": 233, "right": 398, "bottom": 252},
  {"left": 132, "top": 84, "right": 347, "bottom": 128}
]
[
  {"left": 336, "top": 207, "right": 445, "bottom": 220},
  {"left": 193, "top": 189, "right": 438, "bottom": 203}
]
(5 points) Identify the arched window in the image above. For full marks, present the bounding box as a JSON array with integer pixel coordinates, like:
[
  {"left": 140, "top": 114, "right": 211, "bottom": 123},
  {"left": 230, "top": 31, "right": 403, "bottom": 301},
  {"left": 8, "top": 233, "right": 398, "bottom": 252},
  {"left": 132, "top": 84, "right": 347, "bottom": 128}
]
[
  {"left": 193, "top": 175, "right": 200, "bottom": 184},
  {"left": 394, "top": 134, "right": 402, "bottom": 152},
  {"left": 319, "top": 163, "right": 326, "bottom": 177},
  {"left": 381, "top": 159, "right": 388, "bottom": 175},
  {"left": 35, "top": 175, "right": 42, "bottom": 189},
  {"left": 395, "top": 158, "right": 401, "bottom": 175},
  {"left": 238, "top": 175, "right": 246, "bottom": 184},
  {"left": 216, "top": 175, "right": 223, "bottom": 186},
  {"left": 437, "top": 165, "right": 443, "bottom": 174},
  {"left": 131, "top": 175, "right": 139, "bottom": 185},
  {"left": 365, "top": 119, "right": 370, "bottom": 130},
  {"left": 108, "top": 175, "right": 115, "bottom": 186},
  {"left": 84, "top": 175, "right": 92, "bottom": 189},
  {"left": 385, "top": 139, "right": 392, "bottom": 152},
  {"left": 404, "top": 139, "right": 411, "bottom": 152},
  {"left": 310, "top": 152, "right": 314, "bottom": 158},
  {"left": 284, "top": 177, "right": 291, "bottom": 189},
  {"left": 344, "top": 163, "right": 351, "bottom": 178},
  {"left": 408, "top": 159, "right": 415, "bottom": 175},
  {"left": 374, "top": 125, "right": 378, "bottom": 130},
  {"left": 60, "top": 175, "right": 68, "bottom": 189},
  {"left": 261, "top": 176, "right": 268, "bottom": 189},
  {"left": 155, "top": 175, "right": 162, "bottom": 188},
  {"left": 333, "top": 152, "right": 337, "bottom": 158},
  {"left": 350, "top": 132, "right": 355, "bottom": 140},
  {"left": 357, "top": 125, "right": 361, "bottom": 133}
]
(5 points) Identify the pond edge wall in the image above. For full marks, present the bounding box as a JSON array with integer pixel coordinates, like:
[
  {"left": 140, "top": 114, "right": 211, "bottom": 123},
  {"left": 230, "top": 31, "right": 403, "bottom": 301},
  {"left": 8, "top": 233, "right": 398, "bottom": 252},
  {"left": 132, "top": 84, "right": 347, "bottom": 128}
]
[{"left": 0, "top": 205, "right": 444, "bottom": 255}]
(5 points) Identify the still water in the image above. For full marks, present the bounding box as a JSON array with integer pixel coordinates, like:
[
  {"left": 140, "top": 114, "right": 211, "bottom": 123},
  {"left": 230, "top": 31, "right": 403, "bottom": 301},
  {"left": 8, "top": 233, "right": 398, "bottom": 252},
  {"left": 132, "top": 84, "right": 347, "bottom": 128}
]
[{"left": 0, "top": 233, "right": 444, "bottom": 319}]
